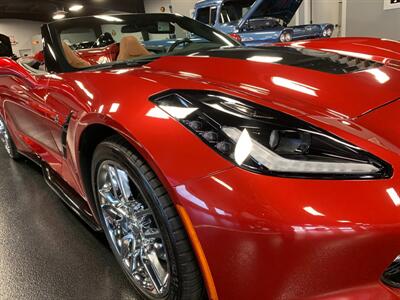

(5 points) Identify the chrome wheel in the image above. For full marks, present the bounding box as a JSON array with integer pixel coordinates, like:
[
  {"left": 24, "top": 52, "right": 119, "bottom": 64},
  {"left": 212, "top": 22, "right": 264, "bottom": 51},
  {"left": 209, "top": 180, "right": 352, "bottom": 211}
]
[
  {"left": 96, "top": 160, "right": 170, "bottom": 298},
  {"left": 0, "top": 118, "right": 12, "bottom": 156}
]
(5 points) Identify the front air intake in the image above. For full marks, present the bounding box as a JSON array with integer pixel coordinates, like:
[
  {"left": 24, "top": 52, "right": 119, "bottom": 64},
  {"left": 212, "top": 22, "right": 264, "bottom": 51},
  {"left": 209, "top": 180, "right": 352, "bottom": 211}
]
[{"left": 382, "top": 256, "right": 400, "bottom": 288}]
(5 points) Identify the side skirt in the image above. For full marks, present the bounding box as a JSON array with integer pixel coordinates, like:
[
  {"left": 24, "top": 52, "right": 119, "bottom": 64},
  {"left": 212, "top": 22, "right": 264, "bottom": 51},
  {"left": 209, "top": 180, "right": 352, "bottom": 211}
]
[{"left": 42, "top": 163, "right": 102, "bottom": 231}]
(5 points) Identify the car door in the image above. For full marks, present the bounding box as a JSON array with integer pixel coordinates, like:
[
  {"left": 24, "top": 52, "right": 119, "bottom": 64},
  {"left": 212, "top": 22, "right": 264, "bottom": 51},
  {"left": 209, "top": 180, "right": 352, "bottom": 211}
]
[
  {"left": 2, "top": 65, "right": 70, "bottom": 174},
  {"left": 291, "top": 25, "right": 307, "bottom": 39}
]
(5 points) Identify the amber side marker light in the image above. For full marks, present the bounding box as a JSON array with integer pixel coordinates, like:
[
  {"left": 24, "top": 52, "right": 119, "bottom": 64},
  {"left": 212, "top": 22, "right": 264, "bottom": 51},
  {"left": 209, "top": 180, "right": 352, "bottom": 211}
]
[{"left": 176, "top": 204, "right": 219, "bottom": 300}]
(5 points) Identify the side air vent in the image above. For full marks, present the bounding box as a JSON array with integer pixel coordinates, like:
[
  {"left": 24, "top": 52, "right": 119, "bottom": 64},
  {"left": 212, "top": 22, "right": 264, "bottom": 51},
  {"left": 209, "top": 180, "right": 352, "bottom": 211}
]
[{"left": 382, "top": 256, "right": 400, "bottom": 288}]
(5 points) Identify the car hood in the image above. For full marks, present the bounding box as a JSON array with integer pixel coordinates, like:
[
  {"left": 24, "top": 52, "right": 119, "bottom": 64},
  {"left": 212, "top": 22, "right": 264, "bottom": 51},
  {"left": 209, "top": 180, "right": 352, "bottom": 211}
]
[
  {"left": 146, "top": 46, "right": 400, "bottom": 120},
  {"left": 238, "top": 0, "right": 303, "bottom": 28}
]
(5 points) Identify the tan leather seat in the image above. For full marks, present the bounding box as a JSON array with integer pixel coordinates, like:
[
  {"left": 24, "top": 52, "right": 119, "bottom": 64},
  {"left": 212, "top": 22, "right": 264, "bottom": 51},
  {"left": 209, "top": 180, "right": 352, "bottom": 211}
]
[
  {"left": 117, "top": 36, "right": 151, "bottom": 61},
  {"left": 62, "top": 35, "right": 150, "bottom": 69},
  {"left": 62, "top": 42, "right": 91, "bottom": 68}
]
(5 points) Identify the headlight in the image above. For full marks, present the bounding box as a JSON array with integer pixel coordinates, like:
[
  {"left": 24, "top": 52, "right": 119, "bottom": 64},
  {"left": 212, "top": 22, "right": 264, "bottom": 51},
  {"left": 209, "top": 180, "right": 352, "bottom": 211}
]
[
  {"left": 150, "top": 91, "right": 392, "bottom": 179},
  {"left": 322, "top": 29, "right": 328, "bottom": 37},
  {"left": 285, "top": 32, "right": 292, "bottom": 42}
]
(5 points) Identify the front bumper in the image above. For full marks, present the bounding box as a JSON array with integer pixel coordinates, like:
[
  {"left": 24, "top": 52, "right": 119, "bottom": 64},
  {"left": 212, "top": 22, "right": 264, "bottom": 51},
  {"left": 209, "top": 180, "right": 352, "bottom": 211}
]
[{"left": 171, "top": 167, "right": 400, "bottom": 300}]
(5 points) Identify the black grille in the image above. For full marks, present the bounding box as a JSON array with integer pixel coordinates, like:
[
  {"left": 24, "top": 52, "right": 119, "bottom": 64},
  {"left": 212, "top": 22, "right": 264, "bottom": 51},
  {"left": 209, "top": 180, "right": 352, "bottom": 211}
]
[{"left": 382, "top": 257, "right": 400, "bottom": 288}]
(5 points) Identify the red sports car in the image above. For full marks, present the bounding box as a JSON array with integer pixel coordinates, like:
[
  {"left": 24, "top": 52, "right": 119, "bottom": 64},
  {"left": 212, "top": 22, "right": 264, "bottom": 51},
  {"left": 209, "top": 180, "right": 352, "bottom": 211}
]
[{"left": 1, "top": 13, "right": 400, "bottom": 300}]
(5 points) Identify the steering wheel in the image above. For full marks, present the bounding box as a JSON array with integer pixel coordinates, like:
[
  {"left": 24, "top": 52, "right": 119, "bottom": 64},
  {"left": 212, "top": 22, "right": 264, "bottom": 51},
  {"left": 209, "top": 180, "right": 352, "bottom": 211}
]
[
  {"left": 167, "top": 38, "right": 193, "bottom": 53},
  {"left": 92, "top": 32, "right": 115, "bottom": 48}
]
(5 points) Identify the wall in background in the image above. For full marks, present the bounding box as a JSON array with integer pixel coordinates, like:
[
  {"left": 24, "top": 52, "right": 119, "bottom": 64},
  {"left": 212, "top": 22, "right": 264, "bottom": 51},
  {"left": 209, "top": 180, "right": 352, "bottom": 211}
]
[
  {"left": 144, "top": 0, "right": 196, "bottom": 16},
  {"left": 0, "top": 19, "right": 41, "bottom": 56},
  {"left": 171, "top": 0, "right": 197, "bottom": 17},
  {"left": 144, "top": 0, "right": 172, "bottom": 13},
  {"left": 345, "top": 0, "right": 400, "bottom": 39}
]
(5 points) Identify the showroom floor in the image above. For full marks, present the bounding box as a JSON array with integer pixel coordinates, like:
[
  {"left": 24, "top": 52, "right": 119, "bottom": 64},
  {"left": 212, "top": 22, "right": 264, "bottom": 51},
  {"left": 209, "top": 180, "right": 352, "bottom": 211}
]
[{"left": 0, "top": 147, "right": 138, "bottom": 300}]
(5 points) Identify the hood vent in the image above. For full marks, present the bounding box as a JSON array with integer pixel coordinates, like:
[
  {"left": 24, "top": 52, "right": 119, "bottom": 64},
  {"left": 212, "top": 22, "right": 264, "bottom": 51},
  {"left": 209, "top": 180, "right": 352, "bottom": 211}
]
[
  {"left": 327, "top": 53, "right": 382, "bottom": 74},
  {"left": 190, "top": 46, "right": 383, "bottom": 74}
]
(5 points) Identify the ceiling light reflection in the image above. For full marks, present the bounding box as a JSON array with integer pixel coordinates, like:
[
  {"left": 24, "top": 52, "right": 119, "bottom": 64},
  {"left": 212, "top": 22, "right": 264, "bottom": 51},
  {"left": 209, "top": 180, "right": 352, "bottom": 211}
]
[
  {"left": 215, "top": 208, "right": 232, "bottom": 216},
  {"left": 75, "top": 80, "right": 94, "bottom": 99},
  {"left": 176, "top": 185, "right": 208, "bottom": 210},
  {"left": 365, "top": 68, "right": 390, "bottom": 84},
  {"left": 272, "top": 77, "right": 318, "bottom": 96},
  {"left": 387, "top": 188, "right": 400, "bottom": 207},
  {"left": 94, "top": 15, "right": 123, "bottom": 22},
  {"left": 109, "top": 103, "right": 120, "bottom": 113},
  {"left": 239, "top": 83, "right": 270, "bottom": 95},
  {"left": 303, "top": 206, "right": 325, "bottom": 216},
  {"left": 211, "top": 176, "right": 233, "bottom": 191},
  {"left": 113, "top": 69, "right": 130, "bottom": 74},
  {"left": 178, "top": 71, "right": 202, "bottom": 78},
  {"left": 247, "top": 56, "right": 283, "bottom": 63}
]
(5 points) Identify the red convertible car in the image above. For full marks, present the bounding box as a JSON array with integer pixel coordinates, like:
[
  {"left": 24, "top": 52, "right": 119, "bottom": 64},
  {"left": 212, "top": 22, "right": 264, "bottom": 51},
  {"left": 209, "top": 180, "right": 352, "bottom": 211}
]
[{"left": 1, "top": 13, "right": 400, "bottom": 300}]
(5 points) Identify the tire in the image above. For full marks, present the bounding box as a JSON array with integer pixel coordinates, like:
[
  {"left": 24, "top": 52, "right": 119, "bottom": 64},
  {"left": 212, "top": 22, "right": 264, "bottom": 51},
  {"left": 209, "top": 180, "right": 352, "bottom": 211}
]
[
  {"left": 0, "top": 116, "right": 20, "bottom": 160},
  {"left": 91, "top": 135, "right": 204, "bottom": 300}
]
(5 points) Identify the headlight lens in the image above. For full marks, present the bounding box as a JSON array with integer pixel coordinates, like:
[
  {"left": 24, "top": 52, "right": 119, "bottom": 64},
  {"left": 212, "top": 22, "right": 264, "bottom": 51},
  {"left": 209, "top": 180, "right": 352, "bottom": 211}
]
[{"left": 150, "top": 91, "right": 392, "bottom": 179}]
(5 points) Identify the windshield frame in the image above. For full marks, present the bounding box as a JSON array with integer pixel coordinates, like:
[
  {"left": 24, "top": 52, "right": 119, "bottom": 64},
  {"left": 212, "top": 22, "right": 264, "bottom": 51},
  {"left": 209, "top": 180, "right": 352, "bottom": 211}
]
[{"left": 41, "top": 13, "right": 241, "bottom": 73}]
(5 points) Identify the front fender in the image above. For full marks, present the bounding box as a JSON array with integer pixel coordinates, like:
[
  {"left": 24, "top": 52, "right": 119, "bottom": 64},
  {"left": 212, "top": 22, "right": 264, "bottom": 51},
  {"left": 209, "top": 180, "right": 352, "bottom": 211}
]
[{"left": 72, "top": 104, "right": 233, "bottom": 194}]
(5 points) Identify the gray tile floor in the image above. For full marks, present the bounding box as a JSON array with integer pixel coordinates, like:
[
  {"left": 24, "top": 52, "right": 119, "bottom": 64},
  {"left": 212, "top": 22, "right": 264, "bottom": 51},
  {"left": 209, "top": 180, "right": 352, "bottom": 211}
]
[{"left": 0, "top": 147, "right": 138, "bottom": 300}]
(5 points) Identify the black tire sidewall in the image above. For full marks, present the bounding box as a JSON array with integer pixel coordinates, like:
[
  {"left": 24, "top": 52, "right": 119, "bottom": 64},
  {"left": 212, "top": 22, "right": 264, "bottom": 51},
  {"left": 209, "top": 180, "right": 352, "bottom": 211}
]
[
  {"left": 0, "top": 116, "right": 19, "bottom": 160},
  {"left": 91, "top": 141, "right": 180, "bottom": 300}
]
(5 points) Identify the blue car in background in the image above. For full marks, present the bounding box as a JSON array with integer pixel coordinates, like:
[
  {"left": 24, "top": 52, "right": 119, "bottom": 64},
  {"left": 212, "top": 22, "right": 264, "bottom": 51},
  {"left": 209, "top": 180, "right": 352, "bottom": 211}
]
[{"left": 194, "top": 0, "right": 334, "bottom": 46}]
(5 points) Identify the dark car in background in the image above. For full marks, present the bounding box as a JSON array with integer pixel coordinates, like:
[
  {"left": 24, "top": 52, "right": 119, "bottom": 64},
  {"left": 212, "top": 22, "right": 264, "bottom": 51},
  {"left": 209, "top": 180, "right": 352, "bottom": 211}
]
[{"left": 194, "top": 0, "right": 334, "bottom": 45}]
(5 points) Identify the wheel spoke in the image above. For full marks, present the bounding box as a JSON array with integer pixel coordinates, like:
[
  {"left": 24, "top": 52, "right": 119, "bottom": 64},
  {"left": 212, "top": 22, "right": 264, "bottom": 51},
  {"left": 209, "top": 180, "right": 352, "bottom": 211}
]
[
  {"left": 143, "top": 228, "right": 161, "bottom": 239},
  {"left": 115, "top": 168, "right": 133, "bottom": 202},
  {"left": 101, "top": 204, "right": 122, "bottom": 224},
  {"left": 141, "top": 249, "right": 169, "bottom": 293},
  {"left": 106, "top": 164, "right": 121, "bottom": 200},
  {"left": 121, "top": 233, "right": 135, "bottom": 262},
  {"left": 99, "top": 185, "right": 119, "bottom": 206},
  {"left": 134, "top": 208, "right": 152, "bottom": 220},
  {"left": 130, "top": 249, "right": 141, "bottom": 273}
]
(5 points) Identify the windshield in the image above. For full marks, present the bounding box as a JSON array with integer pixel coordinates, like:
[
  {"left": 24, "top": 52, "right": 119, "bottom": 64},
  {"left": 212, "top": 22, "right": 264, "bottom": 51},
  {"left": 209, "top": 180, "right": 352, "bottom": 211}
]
[
  {"left": 220, "top": 0, "right": 252, "bottom": 24},
  {"left": 49, "top": 13, "right": 239, "bottom": 71}
]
